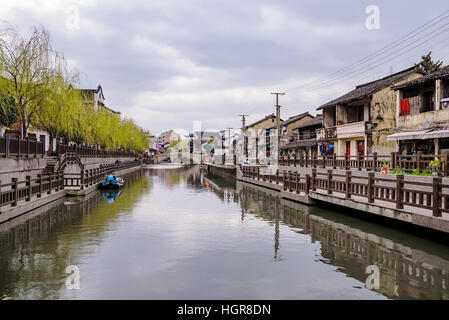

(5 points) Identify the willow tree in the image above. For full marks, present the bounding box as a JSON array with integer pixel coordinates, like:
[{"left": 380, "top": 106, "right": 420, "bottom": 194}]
[
  {"left": 0, "top": 93, "right": 19, "bottom": 129},
  {"left": 0, "top": 25, "right": 54, "bottom": 138},
  {"left": 36, "top": 59, "right": 82, "bottom": 151}
]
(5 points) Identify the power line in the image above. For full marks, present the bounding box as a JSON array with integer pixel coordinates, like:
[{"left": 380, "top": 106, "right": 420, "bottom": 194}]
[
  {"left": 313, "top": 10, "right": 449, "bottom": 81},
  {"left": 303, "top": 21, "right": 449, "bottom": 91},
  {"left": 287, "top": 9, "right": 449, "bottom": 92},
  {"left": 305, "top": 25, "right": 449, "bottom": 92}
]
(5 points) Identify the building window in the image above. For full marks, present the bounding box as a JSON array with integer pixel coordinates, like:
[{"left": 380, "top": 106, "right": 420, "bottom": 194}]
[
  {"left": 357, "top": 140, "right": 365, "bottom": 155},
  {"left": 421, "top": 91, "right": 434, "bottom": 112},
  {"left": 357, "top": 105, "right": 364, "bottom": 122}
]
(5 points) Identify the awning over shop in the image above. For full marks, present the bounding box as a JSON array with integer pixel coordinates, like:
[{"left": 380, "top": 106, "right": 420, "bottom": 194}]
[
  {"left": 420, "top": 129, "right": 449, "bottom": 139},
  {"left": 386, "top": 130, "right": 431, "bottom": 141},
  {"left": 285, "top": 139, "right": 317, "bottom": 149}
]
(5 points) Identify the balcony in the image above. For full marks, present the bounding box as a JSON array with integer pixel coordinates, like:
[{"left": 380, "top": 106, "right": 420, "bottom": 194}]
[
  {"left": 316, "top": 127, "right": 337, "bottom": 141},
  {"left": 336, "top": 121, "right": 366, "bottom": 139}
]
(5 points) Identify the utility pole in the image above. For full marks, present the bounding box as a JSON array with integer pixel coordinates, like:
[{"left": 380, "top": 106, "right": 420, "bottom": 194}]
[
  {"left": 271, "top": 92, "right": 285, "bottom": 146},
  {"left": 239, "top": 114, "right": 248, "bottom": 159},
  {"left": 239, "top": 115, "right": 248, "bottom": 132},
  {"left": 226, "top": 127, "right": 233, "bottom": 156}
]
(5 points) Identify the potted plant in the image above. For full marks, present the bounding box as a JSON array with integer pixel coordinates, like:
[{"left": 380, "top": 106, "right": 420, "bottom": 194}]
[
  {"left": 381, "top": 160, "right": 389, "bottom": 174},
  {"left": 337, "top": 121, "right": 343, "bottom": 126},
  {"left": 429, "top": 159, "right": 441, "bottom": 176}
]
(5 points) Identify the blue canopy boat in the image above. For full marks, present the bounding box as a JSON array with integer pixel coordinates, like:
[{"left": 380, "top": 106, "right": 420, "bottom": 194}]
[{"left": 99, "top": 175, "right": 124, "bottom": 190}]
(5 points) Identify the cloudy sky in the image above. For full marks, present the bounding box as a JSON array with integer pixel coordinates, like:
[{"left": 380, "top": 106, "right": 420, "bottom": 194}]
[{"left": 1, "top": 0, "right": 448, "bottom": 135}]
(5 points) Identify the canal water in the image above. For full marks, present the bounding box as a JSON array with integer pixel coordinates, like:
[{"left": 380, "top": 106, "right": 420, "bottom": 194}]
[{"left": 1, "top": 164, "right": 449, "bottom": 299}]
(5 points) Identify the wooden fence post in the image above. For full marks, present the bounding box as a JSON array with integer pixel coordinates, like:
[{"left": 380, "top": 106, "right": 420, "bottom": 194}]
[
  {"left": 391, "top": 152, "right": 397, "bottom": 170},
  {"left": 38, "top": 174, "right": 42, "bottom": 198},
  {"left": 433, "top": 177, "right": 442, "bottom": 217},
  {"left": 368, "top": 172, "right": 374, "bottom": 203},
  {"left": 372, "top": 152, "right": 378, "bottom": 171},
  {"left": 445, "top": 152, "right": 449, "bottom": 177},
  {"left": 47, "top": 174, "right": 52, "bottom": 194},
  {"left": 12, "top": 178, "right": 18, "bottom": 206},
  {"left": 417, "top": 151, "right": 422, "bottom": 172},
  {"left": 26, "top": 137, "right": 29, "bottom": 157},
  {"left": 396, "top": 175, "right": 404, "bottom": 209},
  {"left": 5, "top": 133, "right": 10, "bottom": 157},
  {"left": 288, "top": 171, "right": 293, "bottom": 192},
  {"left": 327, "top": 169, "right": 332, "bottom": 194},
  {"left": 305, "top": 174, "right": 310, "bottom": 195},
  {"left": 345, "top": 170, "right": 351, "bottom": 199},
  {"left": 26, "top": 175, "right": 31, "bottom": 201},
  {"left": 296, "top": 172, "right": 300, "bottom": 194},
  {"left": 283, "top": 171, "right": 287, "bottom": 191},
  {"left": 312, "top": 168, "right": 316, "bottom": 191},
  {"left": 80, "top": 170, "right": 84, "bottom": 190}
]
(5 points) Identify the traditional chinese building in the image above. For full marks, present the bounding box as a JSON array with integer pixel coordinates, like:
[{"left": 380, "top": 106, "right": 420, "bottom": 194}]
[
  {"left": 389, "top": 66, "right": 449, "bottom": 155},
  {"left": 316, "top": 66, "right": 424, "bottom": 157}
]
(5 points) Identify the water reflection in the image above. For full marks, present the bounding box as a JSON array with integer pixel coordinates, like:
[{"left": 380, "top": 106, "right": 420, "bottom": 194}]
[
  {"left": 101, "top": 190, "right": 123, "bottom": 204},
  {"left": 0, "top": 170, "right": 148, "bottom": 299},
  {"left": 236, "top": 180, "right": 449, "bottom": 300}
]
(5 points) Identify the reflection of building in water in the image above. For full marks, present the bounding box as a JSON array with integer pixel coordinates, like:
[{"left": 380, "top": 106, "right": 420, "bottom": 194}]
[
  {"left": 188, "top": 168, "right": 240, "bottom": 204},
  {"left": 237, "top": 180, "right": 449, "bottom": 300},
  {"left": 148, "top": 165, "right": 201, "bottom": 188}
]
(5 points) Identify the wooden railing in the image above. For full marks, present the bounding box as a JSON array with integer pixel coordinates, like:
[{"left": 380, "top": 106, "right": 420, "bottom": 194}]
[
  {"left": 0, "top": 136, "right": 44, "bottom": 158},
  {"left": 277, "top": 152, "right": 449, "bottom": 176},
  {"left": 242, "top": 166, "right": 449, "bottom": 217},
  {"left": 63, "top": 160, "right": 142, "bottom": 190},
  {"left": 57, "top": 143, "right": 136, "bottom": 158},
  {"left": 0, "top": 172, "right": 64, "bottom": 208},
  {"left": 0, "top": 136, "right": 137, "bottom": 159}
]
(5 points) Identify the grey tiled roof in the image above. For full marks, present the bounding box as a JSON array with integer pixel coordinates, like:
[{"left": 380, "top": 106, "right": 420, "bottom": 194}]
[
  {"left": 281, "top": 112, "right": 312, "bottom": 126},
  {"left": 317, "top": 66, "right": 425, "bottom": 110},
  {"left": 294, "top": 114, "right": 323, "bottom": 130},
  {"left": 392, "top": 66, "right": 449, "bottom": 90},
  {"left": 246, "top": 113, "right": 283, "bottom": 128}
]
